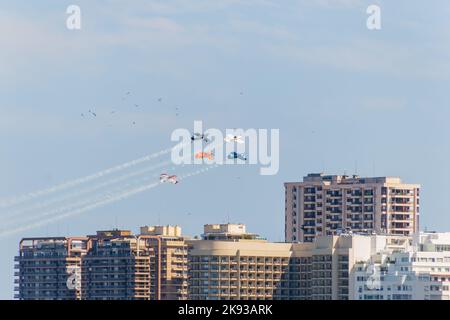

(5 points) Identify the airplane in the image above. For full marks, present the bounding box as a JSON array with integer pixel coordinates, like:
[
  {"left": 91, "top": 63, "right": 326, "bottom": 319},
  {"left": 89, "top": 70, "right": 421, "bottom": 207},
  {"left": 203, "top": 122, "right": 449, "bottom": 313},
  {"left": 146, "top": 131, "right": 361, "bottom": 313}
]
[
  {"left": 227, "top": 152, "right": 247, "bottom": 161},
  {"left": 160, "top": 173, "right": 178, "bottom": 184},
  {"left": 224, "top": 134, "right": 244, "bottom": 144},
  {"left": 195, "top": 151, "right": 214, "bottom": 160},
  {"left": 191, "top": 132, "right": 210, "bottom": 143}
]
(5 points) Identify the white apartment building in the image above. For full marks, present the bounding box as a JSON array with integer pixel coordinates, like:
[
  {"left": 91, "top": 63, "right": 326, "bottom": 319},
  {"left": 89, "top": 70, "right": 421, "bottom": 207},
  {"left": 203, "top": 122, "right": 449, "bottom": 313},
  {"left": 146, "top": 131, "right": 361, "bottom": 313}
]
[
  {"left": 353, "top": 232, "right": 450, "bottom": 300},
  {"left": 285, "top": 173, "right": 420, "bottom": 242}
]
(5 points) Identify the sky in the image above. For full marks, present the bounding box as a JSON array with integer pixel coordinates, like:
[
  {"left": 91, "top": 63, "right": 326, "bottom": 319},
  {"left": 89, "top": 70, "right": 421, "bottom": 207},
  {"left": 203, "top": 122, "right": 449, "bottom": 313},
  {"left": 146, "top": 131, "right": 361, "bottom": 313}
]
[{"left": 1, "top": 0, "right": 450, "bottom": 299}]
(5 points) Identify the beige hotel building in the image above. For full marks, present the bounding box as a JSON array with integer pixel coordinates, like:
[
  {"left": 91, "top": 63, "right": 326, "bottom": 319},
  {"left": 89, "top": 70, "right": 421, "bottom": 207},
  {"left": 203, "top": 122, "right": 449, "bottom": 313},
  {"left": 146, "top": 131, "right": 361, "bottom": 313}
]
[{"left": 285, "top": 173, "right": 420, "bottom": 242}]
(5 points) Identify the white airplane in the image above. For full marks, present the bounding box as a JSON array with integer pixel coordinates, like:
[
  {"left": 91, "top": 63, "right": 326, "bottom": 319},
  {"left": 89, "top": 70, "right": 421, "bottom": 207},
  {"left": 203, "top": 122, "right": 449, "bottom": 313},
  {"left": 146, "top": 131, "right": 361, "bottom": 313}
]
[
  {"left": 160, "top": 173, "right": 178, "bottom": 184},
  {"left": 224, "top": 134, "right": 244, "bottom": 144}
]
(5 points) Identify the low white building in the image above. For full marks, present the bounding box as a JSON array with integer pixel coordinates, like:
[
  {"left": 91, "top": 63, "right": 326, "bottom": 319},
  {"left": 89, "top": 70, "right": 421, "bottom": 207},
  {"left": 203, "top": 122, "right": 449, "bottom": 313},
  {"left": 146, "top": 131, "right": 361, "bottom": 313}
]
[{"left": 353, "top": 232, "right": 450, "bottom": 300}]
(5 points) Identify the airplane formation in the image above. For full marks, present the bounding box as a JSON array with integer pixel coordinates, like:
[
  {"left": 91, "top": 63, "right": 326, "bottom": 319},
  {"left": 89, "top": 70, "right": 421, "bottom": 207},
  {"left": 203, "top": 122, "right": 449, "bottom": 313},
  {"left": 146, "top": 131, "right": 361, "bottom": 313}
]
[{"left": 80, "top": 90, "right": 247, "bottom": 187}]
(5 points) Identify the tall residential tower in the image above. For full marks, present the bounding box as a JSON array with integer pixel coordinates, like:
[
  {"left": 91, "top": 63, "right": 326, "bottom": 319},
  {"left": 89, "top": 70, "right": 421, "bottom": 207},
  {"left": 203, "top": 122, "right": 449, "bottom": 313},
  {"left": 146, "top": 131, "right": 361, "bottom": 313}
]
[
  {"left": 14, "top": 237, "right": 89, "bottom": 300},
  {"left": 285, "top": 173, "right": 420, "bottom": 242}
]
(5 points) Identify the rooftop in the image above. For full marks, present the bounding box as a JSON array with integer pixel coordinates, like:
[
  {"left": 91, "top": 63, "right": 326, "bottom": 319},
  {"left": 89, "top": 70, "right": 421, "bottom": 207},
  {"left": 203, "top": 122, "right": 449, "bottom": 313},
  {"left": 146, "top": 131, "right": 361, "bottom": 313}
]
[{"left": 201, "top": 224, "right": 264, "bottom": 241}]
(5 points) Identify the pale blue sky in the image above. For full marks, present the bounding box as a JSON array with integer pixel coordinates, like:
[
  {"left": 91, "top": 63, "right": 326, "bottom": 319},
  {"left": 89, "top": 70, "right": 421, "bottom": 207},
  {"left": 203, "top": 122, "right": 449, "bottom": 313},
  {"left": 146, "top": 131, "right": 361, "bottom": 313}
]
[{"left": 1, "top": 0, "right": 450, "bottom": 299}]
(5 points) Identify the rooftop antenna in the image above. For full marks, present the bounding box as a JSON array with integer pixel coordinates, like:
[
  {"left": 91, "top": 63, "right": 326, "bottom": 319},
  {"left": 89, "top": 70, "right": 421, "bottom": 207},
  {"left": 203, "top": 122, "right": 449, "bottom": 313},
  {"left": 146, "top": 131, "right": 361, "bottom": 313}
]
[
  {"left": 114, "top": 216, "right": 118, "bottom": 230},
  {"left": 354, "top": 160, "right": 358, "bottom": 176}
]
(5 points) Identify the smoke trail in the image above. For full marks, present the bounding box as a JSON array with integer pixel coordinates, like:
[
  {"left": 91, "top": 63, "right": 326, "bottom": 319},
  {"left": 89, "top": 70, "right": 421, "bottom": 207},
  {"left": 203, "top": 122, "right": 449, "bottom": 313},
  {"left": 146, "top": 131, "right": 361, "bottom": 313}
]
[
  {"left": 178, "top": 164, "right": 219, "bottom": 181},
  {"left": 2, "top": 169, "right": 162, "bottom": 227},
  {"left": 0, "top": 142, "right": 187, "bottom": 208},
  {"left": 0, "top": 182, "right": 159, "bottom": 237},
  {"left": 0, "top": 165, "right": 219, "bottom": 238},
  {"left": 1, "top": 161, "right": 172, "bottom": 220},
  {"left": 3, "top": 162, "right": 190, "bottom": 227}
]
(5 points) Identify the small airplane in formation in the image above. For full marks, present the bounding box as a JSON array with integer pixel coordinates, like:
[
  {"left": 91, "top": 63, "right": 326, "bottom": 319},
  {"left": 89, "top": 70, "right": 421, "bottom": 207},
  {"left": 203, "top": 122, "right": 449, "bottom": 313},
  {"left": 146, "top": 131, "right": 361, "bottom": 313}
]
[
  {"left": 160, "top": 173, "right": 178, "bottom": 184},
  {"left": 195, "top": 151, "right": 214, "bottom": 160},
  {"left": 224, "top": 134, "right": 244, "bottom": 144},
  {"left": 191, "top": 132, "right": 210, "bottom": 143},
  {"left": 227, "top": 152, "right": 247, "bottom": 161}
]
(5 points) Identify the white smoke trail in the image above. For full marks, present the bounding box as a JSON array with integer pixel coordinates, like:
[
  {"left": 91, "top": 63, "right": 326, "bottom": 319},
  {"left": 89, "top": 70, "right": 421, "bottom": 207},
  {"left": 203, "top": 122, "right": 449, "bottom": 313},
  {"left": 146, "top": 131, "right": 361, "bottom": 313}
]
[
  {"left": 2, "top": 169, "right": 162, "bottom": 227},
  {"left": 0, "top": 165, "right": 219, "bottom": 238},
  {"left": 1, "top": 161, "right": 172, "bottom": 220},
  {"left": 0, "top": 182, "right": 159, "bottom": 237},
  {"left": 178, "top": 164, "right": 219, "bottom": 180},
  {"left": 3, "top": 165, "right": 184, "bottom": 227},
  {"left": 0, "top": 142, "right": 186, "bottom": 208}
]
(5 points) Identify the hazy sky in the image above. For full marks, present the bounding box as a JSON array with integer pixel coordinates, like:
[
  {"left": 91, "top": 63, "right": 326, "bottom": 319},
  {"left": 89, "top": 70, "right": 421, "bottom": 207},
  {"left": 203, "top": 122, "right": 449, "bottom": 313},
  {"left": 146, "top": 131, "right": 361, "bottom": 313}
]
[{"left": 1, "top": 0, "right": 450, "bottom": 299}]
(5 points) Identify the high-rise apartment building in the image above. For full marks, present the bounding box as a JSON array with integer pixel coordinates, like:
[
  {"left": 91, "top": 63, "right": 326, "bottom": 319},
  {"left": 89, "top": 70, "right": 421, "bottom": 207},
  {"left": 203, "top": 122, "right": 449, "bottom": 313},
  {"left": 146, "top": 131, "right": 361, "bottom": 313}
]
[
  {"left": 140, "top": 225, "right": 189, "bottom": 300},
  {"left": 14, "top": 237, "right": 89, "bottom": 300},
  {"left": 285, "top": 173, "right": 420, "bottom": 242},
  {"left": 15, "top": 226, "right": 188, "bottom": 300},
  {"left": 80, "top": 229, "right": 158, "bottom": 300},
  {"left": 81, "top": 227, "right": 188, "bottom": 300}
]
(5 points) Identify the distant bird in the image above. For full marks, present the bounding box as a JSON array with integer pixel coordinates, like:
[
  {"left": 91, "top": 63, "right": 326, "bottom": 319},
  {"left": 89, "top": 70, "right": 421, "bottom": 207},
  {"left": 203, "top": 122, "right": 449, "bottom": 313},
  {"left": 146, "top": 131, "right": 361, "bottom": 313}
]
[
  {"left": 81, "top": 113, "right": 85, "bottom": 117},
  {"left": 134, "top": 104, "right": 139, "bottom": 108},
  {"left": 240, "top": 91, "right": 243, "bottom": 95},
  {"left": 122, "top": 92, "right": 131, "bottom": 101},
  {"left": 110, "top": 111, "right": 116, "bottom": 114},
  {"left": 132, "top": 121, "right": 136, "bottom": 125},
  {"left": 88, "top": 110, "right": 97, "bottom": 117},
  {"left": 158, "top": 98, "right": 162, "bottom": 102}
]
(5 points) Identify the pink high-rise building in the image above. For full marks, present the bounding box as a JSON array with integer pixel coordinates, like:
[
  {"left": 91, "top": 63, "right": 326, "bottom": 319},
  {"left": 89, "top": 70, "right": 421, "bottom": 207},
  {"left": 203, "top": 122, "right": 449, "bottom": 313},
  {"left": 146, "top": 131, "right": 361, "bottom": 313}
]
[{"left": 285, "top": 173, "right": 420, "bottom": 242}]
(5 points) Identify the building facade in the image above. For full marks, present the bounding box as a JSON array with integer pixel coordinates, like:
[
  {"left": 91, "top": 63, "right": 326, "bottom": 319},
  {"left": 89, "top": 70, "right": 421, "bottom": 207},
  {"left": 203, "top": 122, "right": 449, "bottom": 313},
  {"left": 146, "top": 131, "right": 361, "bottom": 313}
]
[
  {"left": 20, "top": 225, "right": 450, "bottom": 300},
  {"left": 353, "top": 232, "right": 450, "bottom": 300},
  {"left": 187, "top": 224, "right": 295, "bottom": 300},
  {"left": 15, "top": 226, "right": 188, "bottom": 300},
  {"left": 187, "top": 224, "right": 403, "bottom": 300},
  {"left": 80, "top": 229, "right": 158, "bottom": 300},
  {"left": 285, "top": 173, "right": 420, "bottom": 242},
  {"left": 140, "top": 225, "right": 189, "bottom": 300},
  {"left": 14, "top": 237, "right": 89, "bottom": 300}
]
